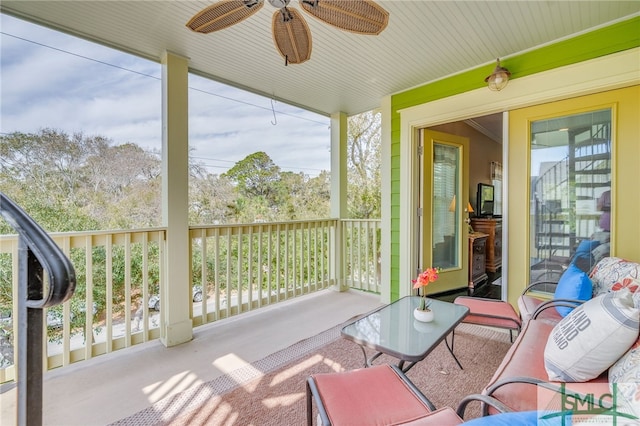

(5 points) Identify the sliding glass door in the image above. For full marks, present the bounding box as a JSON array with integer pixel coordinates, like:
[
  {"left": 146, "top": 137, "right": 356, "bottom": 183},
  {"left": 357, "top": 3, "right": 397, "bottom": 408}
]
[{"left": 529, "top": 109, "right": 611, "bottom": 282}]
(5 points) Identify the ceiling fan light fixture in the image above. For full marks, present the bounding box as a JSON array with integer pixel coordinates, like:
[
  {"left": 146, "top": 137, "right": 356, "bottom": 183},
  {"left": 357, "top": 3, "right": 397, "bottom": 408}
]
[
  {"left": 268, "top": 0, "right": 289, "bottom": 8},
  {"left": 485, "top": 58, "right": 511, "bottom": 91}
]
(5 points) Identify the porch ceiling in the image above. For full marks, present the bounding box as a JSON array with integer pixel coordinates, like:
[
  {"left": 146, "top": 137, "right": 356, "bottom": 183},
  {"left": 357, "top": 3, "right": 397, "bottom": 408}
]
[{"left": 1, "top": 1, "right": 638, "bottom": 116}]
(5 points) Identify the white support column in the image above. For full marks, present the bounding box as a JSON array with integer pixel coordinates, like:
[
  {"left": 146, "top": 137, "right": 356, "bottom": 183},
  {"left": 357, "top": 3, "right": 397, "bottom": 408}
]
[
  {"left": 330, "top": 112, "right": 348, "bottom": 291},
  {"left": 160, "top": 51, "right": 192, "bottom": 347},
  {"left": 380, "top": 96, "right": 392, "bottom": 303}
]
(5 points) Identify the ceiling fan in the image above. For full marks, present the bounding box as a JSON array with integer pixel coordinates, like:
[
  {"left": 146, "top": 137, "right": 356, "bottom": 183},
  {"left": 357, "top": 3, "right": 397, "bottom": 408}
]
[{"left": 187, "top": 0, "right": 389, "bottom": 65}]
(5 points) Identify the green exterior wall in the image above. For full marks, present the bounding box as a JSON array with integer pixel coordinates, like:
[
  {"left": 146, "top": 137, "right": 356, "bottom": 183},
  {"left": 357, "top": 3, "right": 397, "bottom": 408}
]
[{"left": 388, "top": 17, "right": 640, "bottom": 300}]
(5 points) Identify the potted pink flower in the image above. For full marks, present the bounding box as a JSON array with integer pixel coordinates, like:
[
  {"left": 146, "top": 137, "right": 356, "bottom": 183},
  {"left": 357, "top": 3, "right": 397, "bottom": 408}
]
[{"left": 412, "top": 267, "right": 439, "bottom": 321}]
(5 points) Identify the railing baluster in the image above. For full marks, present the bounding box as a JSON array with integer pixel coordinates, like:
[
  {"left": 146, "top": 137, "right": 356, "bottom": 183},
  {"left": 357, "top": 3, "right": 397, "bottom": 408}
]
[
  {"left": 312, "top": 225, "right": 317, "bottom": 289},
  {"left": 225, "top": 228, "right": 232, "bottom": 314},
  {"left": 141, "top": 232, "right": 149, "bottom": 338},
  {"left": 248, "top": 226, "right": 254, "bottom": 310},
  {"left": 200, "top": 229, "right": 208, "bottom": 321},
  {"left": 284, "top": 224, "right": 289, "bottom": 299},
  {"left": 84, "top": 235, "right": 94, "bottom": 360},
  {"left": 237, "top": 229, "right": 243, "bottom": 312},
  {"left": 105, "top": 235, "right": 113, "bottom": 354},
  {"left": 214, "top": 228, "right": 221, "bottom": 318},
  {"left": 124, "top": 233, "right": 132, "bottom": 346},
  {"left": 306, "top": 222, "right": 312, "bottom": 292},
  {"left": 257, "top": 225, "right": 264, "bottom": 307},
  {"left": 374, "top": 221, "right": 380, "bottom": 292},
  {"left": 276, "top": 224, "right": 281, "bottom": 302},
  {"left": 267, "top": 224, "right": 273, "bottom": 304}
]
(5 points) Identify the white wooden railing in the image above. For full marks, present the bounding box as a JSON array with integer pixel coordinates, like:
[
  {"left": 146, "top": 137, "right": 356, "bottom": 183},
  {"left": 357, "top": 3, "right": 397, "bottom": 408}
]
[
  {"left": 0, "top": 218, "right": 380, "bottom": 382},
  {"left": 342, "top": 219, "right": 381, "bottom": 293},
  {"left": 0, "top": 228, "right": 166, "bottom": 382}
]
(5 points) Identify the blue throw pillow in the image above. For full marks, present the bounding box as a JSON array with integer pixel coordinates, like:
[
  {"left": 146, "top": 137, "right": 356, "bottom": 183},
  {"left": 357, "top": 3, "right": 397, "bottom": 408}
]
[
  {"left": 571, "top": 251, "right": 594, "bottom": 273},
  {"left": 571, "top": 240, "right": 600, "bottom": 273},
  {"left": 463, "top": 411, "right": 572, "bottom": 425},
  {"left": 553, "top": 263, "right": 593, "bottom": 316}
]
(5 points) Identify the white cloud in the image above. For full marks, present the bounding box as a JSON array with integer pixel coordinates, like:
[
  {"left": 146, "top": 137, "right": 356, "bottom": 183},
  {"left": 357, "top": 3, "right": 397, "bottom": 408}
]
[{"left": 1, "top": 14, "right": 331, "bottom": 177}]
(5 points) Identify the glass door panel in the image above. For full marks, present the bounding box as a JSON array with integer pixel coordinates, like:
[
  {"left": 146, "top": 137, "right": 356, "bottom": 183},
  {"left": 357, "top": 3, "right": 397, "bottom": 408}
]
[
  {"left": 529, "top": 109, "right": 611, "bottom": 282},
  {"left": 421, "top": 129, "right": 469, "bottom": 293},
  {"left": 432, "top": 142, "right": 460, "bottom": 270}
]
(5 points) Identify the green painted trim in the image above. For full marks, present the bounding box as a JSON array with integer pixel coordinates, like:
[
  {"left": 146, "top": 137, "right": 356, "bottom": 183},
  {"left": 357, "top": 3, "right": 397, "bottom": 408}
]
[
  {"left": 392, "top": 17, "right": 640, "bottom": 108},
  {"left": 388, "top": 16, "right": 640, "bottom": 300}
]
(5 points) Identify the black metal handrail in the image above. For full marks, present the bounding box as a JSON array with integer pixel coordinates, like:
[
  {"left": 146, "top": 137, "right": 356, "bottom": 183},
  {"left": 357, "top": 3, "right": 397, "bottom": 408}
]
[{"left": 0, "top": 193, "right": 76, "bottom": 426}]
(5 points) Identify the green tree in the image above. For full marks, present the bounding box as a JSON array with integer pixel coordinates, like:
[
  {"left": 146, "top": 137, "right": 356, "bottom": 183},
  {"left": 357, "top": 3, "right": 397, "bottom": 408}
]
[
  {"left": 223, "top": 152, "right": 330, "bottom": 222},
  {"left": 347, "top": 110, "right": 381, "bottom": 219},
  {"left": 189, "top": 167, "right": 236, "bottom": 225},
  {"left": 83, "top": 143, "right": 162, "bottom": 228},
  {"left": 1, "top": 129, "right": 107, "bottom": 232},
  {"left": 223, "top": 151, "right": 282, "bottom": 222},
  {"left": 224, "top": 152, "right": 281, "bottom": 199},
  {"left": 278, "top": 171, "right": 330, "bottom": 220}
]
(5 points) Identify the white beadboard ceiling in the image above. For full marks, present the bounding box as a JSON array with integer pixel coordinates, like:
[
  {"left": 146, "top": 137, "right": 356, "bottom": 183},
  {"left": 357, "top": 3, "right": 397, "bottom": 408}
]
[{"left": 1, "top": 1, "right": 638, "bottom": 116}]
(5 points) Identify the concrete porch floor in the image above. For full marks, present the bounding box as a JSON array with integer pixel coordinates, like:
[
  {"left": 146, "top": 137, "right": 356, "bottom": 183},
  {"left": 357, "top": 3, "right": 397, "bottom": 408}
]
[{"left": 0, "top": 289, "right": 383, "bottom": 425}]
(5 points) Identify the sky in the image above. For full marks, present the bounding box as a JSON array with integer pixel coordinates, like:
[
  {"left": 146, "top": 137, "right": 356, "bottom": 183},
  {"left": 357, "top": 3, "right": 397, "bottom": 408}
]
[{"left": 0, "top": 14, "right": 331, "bottom": 177}]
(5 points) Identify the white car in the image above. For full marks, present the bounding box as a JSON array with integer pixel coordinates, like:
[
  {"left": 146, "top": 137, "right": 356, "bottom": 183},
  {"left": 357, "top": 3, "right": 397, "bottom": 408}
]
[{"left": 149, "top": 286, "right": 204, "bottom": 311}]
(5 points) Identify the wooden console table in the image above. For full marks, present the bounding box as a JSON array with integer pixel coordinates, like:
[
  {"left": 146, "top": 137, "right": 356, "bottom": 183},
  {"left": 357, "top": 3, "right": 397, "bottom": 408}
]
[
  {"left": 470, "top": 218, "right": 502, "bottom": 273},
  {"left": 468, "top": 233, "right": 489, "bottom": 289}
]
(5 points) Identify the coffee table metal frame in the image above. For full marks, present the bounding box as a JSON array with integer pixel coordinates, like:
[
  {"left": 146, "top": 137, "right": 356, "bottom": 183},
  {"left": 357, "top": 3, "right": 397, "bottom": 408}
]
[{"left": 341, "top": 296, "right": 469, "bottom": 372}]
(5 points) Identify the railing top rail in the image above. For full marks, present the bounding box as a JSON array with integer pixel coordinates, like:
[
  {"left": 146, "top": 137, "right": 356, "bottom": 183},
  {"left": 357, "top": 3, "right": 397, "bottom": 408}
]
[
  {"left": 189, "top": 218, "right": 340, "bottom": 230},
  {"left": 0, "top": 220, "right": 381, "bottom": 240},
  {"left": 0, "top": 226, "right": 167, "bottom": 241}
]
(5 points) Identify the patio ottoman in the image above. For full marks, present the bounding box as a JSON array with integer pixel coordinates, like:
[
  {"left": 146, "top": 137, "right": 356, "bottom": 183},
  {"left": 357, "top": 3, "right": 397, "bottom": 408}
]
[
  {"left": 453, "top": 296, "right": 521, "bottom": 342},
  {"left": 306, "top": 364, "right": 464, "bottom": 425}
]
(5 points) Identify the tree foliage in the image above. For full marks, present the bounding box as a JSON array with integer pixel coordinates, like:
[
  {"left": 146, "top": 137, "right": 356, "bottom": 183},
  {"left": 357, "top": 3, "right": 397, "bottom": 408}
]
[
  {"left": 189, "top": 168, "right": 236, "bottom": 225},
  {"left": 347, "top": 110, "right": 381, "bottom": 218},
  {"left": 0, "top": 115, "right": 380, "bottom": 344},
  {"left": 1, "top": 112, "right": 381, "bottom": 228},
  {"left": 221, "top": 151, "right": 330, "bottom": 223},
  {"left": 0, "top": 129, "right": 162, "bottom": 233}
]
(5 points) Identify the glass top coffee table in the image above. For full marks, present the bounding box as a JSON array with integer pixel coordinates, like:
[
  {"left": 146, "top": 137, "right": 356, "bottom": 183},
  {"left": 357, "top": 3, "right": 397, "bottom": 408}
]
[{"left": 341, "top": 296, "right": 469, "bottom": 372}]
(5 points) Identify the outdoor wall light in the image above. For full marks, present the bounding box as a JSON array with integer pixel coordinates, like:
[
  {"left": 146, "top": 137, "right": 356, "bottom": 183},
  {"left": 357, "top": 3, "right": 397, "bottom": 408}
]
[{"left": 485, "top": 58, "right": 511, "bottom": 91}]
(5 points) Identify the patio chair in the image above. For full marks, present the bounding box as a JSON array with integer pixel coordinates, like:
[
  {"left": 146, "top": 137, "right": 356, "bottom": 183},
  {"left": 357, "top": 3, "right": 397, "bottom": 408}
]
[{"left": 306, "top": 364, "right": 512, "bottom": 425}]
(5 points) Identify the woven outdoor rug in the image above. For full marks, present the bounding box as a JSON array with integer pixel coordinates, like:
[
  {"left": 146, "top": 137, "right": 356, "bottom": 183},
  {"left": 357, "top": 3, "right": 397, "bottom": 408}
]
[{"left": 112, "top": 322, "right": 512, "bottom": 425}]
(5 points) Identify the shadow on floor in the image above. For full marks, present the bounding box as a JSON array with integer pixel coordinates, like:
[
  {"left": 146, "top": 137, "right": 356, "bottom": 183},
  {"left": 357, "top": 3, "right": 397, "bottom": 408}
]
[{"left": 432, "top": 271, "right": 502, "bottom": 303}]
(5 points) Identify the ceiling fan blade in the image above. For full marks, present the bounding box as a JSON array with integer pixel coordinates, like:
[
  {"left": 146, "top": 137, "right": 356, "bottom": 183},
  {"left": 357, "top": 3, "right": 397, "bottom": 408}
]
[
  {"left": 272, "top": 8, "right": 312, "bottom": 65},
  {"left": 186, "top": 0, "right": 264, "bottom": 33},
  {"left": 299, "top": 0, "right": 388, "bottom": 35}
]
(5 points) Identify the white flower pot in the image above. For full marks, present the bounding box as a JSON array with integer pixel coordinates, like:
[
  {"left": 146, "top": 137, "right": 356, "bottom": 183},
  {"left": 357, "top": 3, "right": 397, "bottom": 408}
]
[{"left": 413, "top": 308, "right": 434, "bottom": 322}]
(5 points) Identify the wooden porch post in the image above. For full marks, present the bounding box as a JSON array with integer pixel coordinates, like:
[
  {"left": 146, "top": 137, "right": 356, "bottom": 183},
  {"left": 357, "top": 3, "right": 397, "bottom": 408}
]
[
  {"left": 160, "top": 51, "right": 193, "bottom": 346},
  {"left": 330, "top": 112, "right": 348, "bottom": 291}
]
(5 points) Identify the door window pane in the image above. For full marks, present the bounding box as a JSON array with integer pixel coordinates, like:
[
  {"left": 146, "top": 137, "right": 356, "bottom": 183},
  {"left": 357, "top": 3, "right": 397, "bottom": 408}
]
[
  {"left": 491, "top": 161, "right": 503, "bottom": 216},
  {"left": 529, "top": 109, "right": 611, "bottom": 283},
  {"left": 432, "top": 143, "right": 460, "bottom": 270}
]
